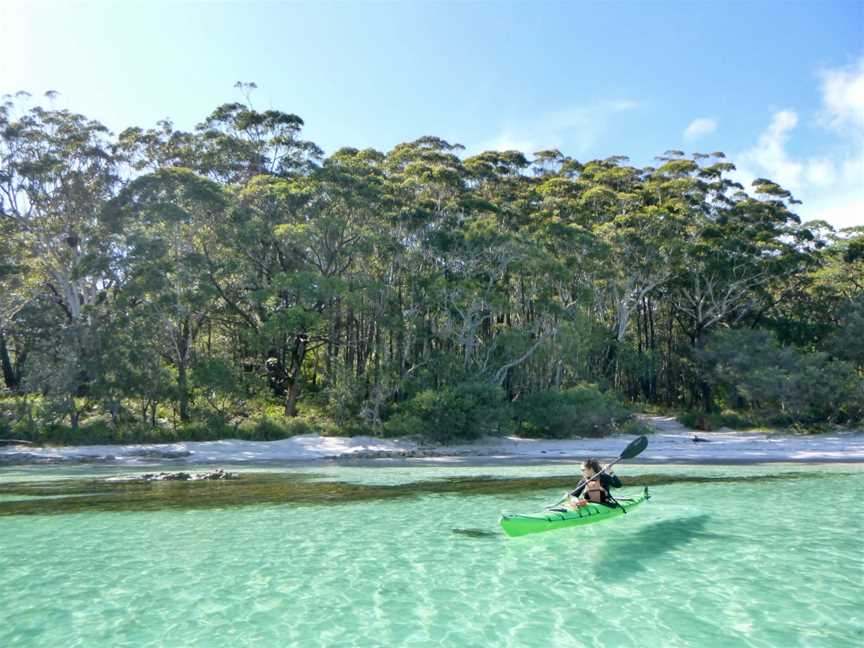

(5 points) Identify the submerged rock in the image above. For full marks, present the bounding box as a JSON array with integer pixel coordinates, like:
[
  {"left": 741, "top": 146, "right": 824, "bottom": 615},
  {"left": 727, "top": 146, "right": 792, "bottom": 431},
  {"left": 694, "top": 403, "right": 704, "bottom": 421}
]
[{"left": 106, "top": 469, "right": 239, "bottom": 482}]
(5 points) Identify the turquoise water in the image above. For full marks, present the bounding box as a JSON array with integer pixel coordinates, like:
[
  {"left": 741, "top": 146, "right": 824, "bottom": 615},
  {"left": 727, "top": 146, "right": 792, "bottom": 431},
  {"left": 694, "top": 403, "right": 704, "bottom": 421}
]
[{"left": 1, "top": 463, "right": 862, "bottom": 647}]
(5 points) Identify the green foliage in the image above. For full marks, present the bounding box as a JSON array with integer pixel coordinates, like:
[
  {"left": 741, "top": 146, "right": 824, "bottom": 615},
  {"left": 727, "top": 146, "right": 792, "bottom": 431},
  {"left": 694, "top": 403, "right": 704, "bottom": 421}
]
[
  {"left": 235, "top": 416, "right": 313, "bottom": 440},
  {"left": 1, "top": 92, "right": 859, "bottom": 444},
  {"left": 619, "top": 417, "right": 654, "bottom": 437},
  {"left": 513, "top": 385, "right": 632, "bottom": 438},
  {"left": 698, "top": 328, "right": 863, "bottom": 426},
  {"left": 383, "top": 382, "right": 509, "bottom": 443},
  {"left": 191, "top": 358, "right": 249, "bottom": 419},
  {"left": 678, "top": 410, "right": 759, "bottom": 431},
  {"left": 826, "top": 295, "right": 864, "bottom": 370},
  {"left": 779, "top": 353, "right": 863, "bottom": 425}
]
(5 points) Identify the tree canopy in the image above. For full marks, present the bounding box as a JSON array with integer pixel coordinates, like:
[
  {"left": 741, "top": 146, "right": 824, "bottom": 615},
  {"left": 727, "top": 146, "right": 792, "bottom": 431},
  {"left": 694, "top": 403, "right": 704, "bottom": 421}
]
[{"left": 1, "top": 91, "right": 861, "bottom": 441}]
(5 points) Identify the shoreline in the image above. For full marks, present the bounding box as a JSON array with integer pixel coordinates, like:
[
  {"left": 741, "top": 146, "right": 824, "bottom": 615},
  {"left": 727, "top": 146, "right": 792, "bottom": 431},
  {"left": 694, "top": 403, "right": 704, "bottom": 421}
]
[
  {"left": 1, "top": 416, "right": 862, "bottom": 468},
  {"left": 3, "top": 457, "right": 863, "bottom": 470}
]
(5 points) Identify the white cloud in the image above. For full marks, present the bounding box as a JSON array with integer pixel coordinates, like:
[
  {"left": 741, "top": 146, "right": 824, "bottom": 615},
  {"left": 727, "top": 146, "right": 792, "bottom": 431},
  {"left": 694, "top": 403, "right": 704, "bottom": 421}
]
[
  {"left": 683, "top": 117, "right": 717, "bottom": 141},
  {"left": 469, "top": 99, "right": 638, "bottom": 158},
  {"left": 738, "top": 109, "right": 804, "bottom": 191},
  {"left": 808, "top": 194, "right": 864, "bottom": 230},
  {"left": 820, "top": 58, "right": 864, "bottom": 133},
  {"left": 735, "top": 59, "right": 864, "bottom": 231}
]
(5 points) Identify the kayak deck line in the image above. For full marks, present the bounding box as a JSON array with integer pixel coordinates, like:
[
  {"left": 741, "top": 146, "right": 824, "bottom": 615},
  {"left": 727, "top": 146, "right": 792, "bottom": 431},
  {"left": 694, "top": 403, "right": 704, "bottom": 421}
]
[{"left": 499, "top": 487, "right": 650, "bottom": 537}]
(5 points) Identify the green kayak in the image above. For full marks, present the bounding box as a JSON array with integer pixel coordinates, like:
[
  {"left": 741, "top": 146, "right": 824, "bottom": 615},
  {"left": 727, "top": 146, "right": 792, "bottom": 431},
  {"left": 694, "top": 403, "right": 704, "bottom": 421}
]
[{"left": 500, "top": 487, "right": 650, "bottom": 537}]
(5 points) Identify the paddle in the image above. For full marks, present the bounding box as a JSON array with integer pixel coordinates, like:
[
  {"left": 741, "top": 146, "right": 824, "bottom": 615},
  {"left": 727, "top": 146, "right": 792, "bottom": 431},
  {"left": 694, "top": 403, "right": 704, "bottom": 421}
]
[{"left": 546, "top": 435, "right": 648, "bottom": 509}]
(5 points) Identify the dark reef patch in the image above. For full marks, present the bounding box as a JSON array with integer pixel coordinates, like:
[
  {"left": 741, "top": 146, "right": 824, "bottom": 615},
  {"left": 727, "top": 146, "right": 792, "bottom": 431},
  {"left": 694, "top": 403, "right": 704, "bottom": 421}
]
[{"left": 0, "top": 470, "right": 851, "bottom": 517}]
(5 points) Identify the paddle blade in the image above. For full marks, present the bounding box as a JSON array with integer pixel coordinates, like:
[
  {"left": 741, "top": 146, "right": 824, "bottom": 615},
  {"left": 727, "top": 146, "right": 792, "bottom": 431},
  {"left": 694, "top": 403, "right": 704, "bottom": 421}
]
[{"left": 620, "top": 435, "right": 648, "bottom": 460}]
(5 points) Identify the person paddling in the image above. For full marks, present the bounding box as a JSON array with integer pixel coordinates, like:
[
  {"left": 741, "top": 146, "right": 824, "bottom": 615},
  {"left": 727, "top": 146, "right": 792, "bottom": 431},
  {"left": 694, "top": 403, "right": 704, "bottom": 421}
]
[{"left": 567, "top": 458, "right": 621, "bottom": 508}]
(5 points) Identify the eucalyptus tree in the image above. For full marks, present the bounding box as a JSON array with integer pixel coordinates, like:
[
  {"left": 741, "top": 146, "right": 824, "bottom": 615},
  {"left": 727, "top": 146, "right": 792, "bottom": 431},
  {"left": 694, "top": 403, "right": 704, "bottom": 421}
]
[
  {"left": 311, "top": 147, "right": 397, "bottom": 419},
  {"left": 111, "top": 168, "right": 228, "bottom": 421},
  {"left": 199, "top": 147, "right": 387, "bottom": 417},
  {"left": 382, "top": 137, "right": 471, "bottom": 389},
  {"left": 674, "top": 176, "right": 813, "bottom": 347},
  {"left": 389, "top": 144, "right": 542, "bottom": 393},
  {"left": 270, "top": 149, "right": 388, "bottom": 417},
  {"left": 0, "top": 95, "right": 121, "bottom": 428},
  {"left": 0, "top": 193, "right": 28, "bottom": 390},
  {"left": 803, "top": 229, "right": 864, "bottom": 369},
  {"left": 425, "top": 210, "right": 523, "bottom": 379},
  {"left": 527, "top": 162, "right": 603, "bottom": 388},
  {"left": 463, "top": 150, "right": 534, "bottom": 230},
  {"left": 116, "top": 118, "right": 197, "bottom": 173},
  {"left": 668, "top": 170, "right": 815, "bottom": 409},
  {"left": 461, "top": 151, "right": 586, "bottom": 396},
  {"left": 193, "top": 98, "right": 322, "bottom": 183},
  {"left": 118, "top": 97, "right": 329, "bottom": 418},
  {"left": 528, "top": 155, "right": 648, "bottom": 387}
]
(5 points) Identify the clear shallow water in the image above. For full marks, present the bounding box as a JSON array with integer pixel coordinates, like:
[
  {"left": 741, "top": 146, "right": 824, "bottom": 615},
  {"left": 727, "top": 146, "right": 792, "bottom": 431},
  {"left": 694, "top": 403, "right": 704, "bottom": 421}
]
[{"left": 1, "top": 463, "right": 862, "bottom": 647}]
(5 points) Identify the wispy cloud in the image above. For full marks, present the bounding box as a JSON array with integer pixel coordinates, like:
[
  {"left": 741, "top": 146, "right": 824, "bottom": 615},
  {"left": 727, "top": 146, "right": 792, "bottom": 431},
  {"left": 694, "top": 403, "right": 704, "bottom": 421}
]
[
  {"left": 469, "top": 99, "right": 639, "bottom": 158},
  {"left": 683, "top": 117, "right": 717, "bottom": 141},
  {"left": 735, "top": 59, "right": 864, "bottom": 230}
]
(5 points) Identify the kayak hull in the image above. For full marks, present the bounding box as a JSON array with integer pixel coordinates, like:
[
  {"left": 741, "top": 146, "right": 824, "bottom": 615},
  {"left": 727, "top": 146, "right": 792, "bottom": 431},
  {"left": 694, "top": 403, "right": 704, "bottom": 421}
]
[{"left": 499, "top": 487, "right": 650, "bottom": 537}]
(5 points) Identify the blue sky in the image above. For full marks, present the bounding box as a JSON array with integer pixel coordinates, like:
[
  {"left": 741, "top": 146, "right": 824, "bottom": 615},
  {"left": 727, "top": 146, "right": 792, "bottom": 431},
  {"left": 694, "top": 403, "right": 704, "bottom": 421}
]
[{"left": 1, "top": 0, "right": 862, "bottom": 228}]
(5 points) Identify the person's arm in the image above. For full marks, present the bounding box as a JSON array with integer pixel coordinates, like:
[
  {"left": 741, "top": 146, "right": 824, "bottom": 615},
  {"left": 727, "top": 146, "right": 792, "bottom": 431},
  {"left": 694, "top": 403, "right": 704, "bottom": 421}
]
[{"left": 603, "top": 472, "right": 622, "bottom": 489}]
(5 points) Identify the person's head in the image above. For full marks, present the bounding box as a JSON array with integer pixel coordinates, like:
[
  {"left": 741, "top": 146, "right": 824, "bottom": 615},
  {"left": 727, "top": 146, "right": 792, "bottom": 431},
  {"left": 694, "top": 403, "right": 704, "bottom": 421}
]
[{"left": 581, "top": 458, "right": 602, "bottom": 477}]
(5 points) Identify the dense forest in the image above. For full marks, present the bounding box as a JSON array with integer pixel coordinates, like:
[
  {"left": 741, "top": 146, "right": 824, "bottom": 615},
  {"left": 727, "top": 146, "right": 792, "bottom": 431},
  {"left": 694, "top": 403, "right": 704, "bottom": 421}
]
[{"left": 1, "top": 89, "right": 862, "bottom": 443}]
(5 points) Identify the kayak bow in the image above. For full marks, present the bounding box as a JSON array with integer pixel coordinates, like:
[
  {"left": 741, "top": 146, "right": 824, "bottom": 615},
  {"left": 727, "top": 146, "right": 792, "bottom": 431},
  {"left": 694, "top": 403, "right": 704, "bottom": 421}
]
[{"left": 500, "top": 487, "right": 650, "bottom": 537}]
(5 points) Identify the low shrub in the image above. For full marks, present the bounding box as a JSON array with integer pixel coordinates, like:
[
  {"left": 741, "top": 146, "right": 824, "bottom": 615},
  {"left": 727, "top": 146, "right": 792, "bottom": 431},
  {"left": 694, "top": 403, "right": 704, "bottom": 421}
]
[
  {"left": 238, "top": 416, "right": 315, "bottom": 441},
  {"left": 678, "top": 410, "right": 759, "bottom": 431},
  {"left": 619, "top": 418, "right": 653, "bottom": 437},
  {"left": 174, "top": 420, "right": 230, "bottom": 442},
  {"left": 698, "top": 328, "right": 864, "bottom": 427},
  {"left": 383, "top": 382, "right": 509, "bottom": 443},
  {"left": 513, "top": 385, "right": 632, "bottom": 439}
]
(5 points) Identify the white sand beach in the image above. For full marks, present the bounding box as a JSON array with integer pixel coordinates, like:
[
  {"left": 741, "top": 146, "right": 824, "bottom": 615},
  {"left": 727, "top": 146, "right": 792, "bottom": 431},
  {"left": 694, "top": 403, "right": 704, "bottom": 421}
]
[{"left": 1, "top": 416, "right": 862, "bottom": 466}]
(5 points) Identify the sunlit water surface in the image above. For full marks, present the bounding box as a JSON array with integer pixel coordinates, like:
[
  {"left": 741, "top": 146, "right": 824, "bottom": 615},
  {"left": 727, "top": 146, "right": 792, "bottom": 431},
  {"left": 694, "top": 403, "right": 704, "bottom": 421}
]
[{"left": 1, "top": 462, "right": 861, "bottom": 647}]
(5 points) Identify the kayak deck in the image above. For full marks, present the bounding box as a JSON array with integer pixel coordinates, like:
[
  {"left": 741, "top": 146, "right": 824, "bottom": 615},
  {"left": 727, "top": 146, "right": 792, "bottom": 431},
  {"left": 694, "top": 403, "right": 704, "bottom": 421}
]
[{"left": 500, "top": 487, "right": 650, "bottom": 537}]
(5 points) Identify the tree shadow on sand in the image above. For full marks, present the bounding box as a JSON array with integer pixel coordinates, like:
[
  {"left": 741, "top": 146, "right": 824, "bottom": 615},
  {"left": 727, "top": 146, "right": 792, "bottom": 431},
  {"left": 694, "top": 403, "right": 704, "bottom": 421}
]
[{"left": 593, "top": 515, "right": 713, "bottom": 582}]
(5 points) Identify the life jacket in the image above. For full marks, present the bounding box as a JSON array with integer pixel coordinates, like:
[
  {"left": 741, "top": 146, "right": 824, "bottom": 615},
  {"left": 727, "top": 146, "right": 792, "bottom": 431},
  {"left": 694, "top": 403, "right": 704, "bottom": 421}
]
[{"left": 583, "top": 477, "right": 609, "bottom": 505}]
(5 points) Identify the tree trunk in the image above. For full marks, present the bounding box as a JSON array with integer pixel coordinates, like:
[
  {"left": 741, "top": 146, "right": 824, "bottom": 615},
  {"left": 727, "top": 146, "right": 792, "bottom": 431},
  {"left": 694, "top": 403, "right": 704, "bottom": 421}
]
[
  {"left": 345, "top": 306, "right": 354, "bottom": 376},
  {"left": 0, "top": 331, "right": 18, "bottom": 390},
  {"left": 175, "top": 317, "right": 192, "bottom": 422},
  {"left": 284, "top": 334, "right": 307, "bottom": 418},
  {"left": 70, "top": 405, "right": 80, "bottom": 433},
  {"left": 177, "top": 360, "right": 190, "bottom": 422},
  {"left": 327, "top": 301, "right": 340, "bottom": 387},
  {"left": 693, "top": 325, "right": 714, "bottom": 413}
]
